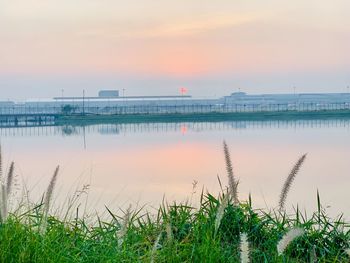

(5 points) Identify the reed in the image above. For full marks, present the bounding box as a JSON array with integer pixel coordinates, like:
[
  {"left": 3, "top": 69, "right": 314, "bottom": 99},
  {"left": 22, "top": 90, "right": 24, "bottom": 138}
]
[
  {"left": 40, "top": 166, "right": 59, "bottom": 234},
  {"left": 279, "top": 154, "right": 307, "bottom": 211},
  {"left": 223, "top": 141, "right": 239, "bottom": 204}
]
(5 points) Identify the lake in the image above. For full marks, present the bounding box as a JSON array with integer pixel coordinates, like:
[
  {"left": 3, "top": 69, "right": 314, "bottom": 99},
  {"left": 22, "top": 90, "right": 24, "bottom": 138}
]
[{"left": 1, "top": 119, "right": 349, "bottom": 218}]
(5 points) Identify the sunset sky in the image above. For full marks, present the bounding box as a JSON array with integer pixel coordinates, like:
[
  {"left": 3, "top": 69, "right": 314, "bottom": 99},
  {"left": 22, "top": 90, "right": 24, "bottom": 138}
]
[{"left": 1, "top": 0, "right": 350, "bottom": 100}]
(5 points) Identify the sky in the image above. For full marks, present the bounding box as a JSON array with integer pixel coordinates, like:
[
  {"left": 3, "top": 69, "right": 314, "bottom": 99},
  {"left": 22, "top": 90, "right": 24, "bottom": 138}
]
[{"left": 0, "top": 0, "right": 350, "bottom": 100}]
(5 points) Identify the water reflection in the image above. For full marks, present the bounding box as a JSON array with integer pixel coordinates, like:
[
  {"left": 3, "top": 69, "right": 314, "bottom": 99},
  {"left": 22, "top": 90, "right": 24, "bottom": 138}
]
[
  {"left": 0, "top": 119, "right": 349, "bottom": 218},
  {"left": 1, "top": 119, "right": 350, "bottom": 138}
]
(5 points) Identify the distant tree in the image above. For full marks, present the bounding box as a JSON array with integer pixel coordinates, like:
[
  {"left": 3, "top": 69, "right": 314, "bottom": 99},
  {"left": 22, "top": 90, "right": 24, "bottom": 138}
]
[
  {"left": 61, "top": 125, "right": 76, "bottom": 135},
  {"left": 61, "top": 104, "right": 76, "bottom": 115}
]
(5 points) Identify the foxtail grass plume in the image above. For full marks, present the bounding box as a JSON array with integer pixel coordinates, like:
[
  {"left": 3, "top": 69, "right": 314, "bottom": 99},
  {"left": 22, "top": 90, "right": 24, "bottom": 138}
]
[
  {"left": 277, "top": 227, "right": 304, "bottom": 255},
  {"left": 214, "top": 194, "right": 229, "bottom": 235},
  {"left": 40, "top": 166, "right": 59, "bottom": 234},
  {"left": 279, "top": 154, "right": 307, "bottom": 211},
  {"left": 6, "top": 162, "right": 14, "bottom": 196},
  {"left": 166, "top": 222, "right": 173, "bottom": 244},
  {"left": 346, "top": 248, "right": 350, "bottom": 256},
  {"left": 240, "top": 233, "right": 250, "bottom": 263},
  {"left": 223, "top": 141, "right": 239, "bottom": 204},
  {"left": 0, "top": 146, "right": 4, "bottom": 222},
  {"left": 150, "top": 232, "right": 162, "bottom": 263},
  {"left": 0, "top": 146, "right": 15, "bottom": 223},
  {"left": 0, "top": 145, "right": 2, "bottom": 180},
  {"left": 117, "top": 204, "right": 132, "bottom": 247},
  {"left": 0, "top": 184, "right": 7, "bottom": 222},
  {"left": 310, "top": 245, "right": 317, "bottom": 263}
]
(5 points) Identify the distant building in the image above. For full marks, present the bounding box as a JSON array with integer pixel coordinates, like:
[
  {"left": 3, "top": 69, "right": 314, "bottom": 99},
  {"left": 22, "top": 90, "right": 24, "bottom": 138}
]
[
  {"left": 2, "top": 92, "right": 350, "bottom": 114},
  {"left": 98, "top": 90, "right": 119, "bottom": 98}
]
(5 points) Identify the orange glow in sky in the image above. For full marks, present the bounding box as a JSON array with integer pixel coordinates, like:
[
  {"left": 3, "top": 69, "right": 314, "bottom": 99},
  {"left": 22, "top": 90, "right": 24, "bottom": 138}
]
[
  {"left": 1, "top": 0, "right": 350, "bottom": 100},
  {"left": 1, "top": 0, "right": 349, "bottom": 78}
]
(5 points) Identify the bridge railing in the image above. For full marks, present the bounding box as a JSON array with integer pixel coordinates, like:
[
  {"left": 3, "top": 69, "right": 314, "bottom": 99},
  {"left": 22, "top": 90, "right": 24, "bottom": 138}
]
[{"left": 0, "top": 102, "right": 350, "bottom": 116}]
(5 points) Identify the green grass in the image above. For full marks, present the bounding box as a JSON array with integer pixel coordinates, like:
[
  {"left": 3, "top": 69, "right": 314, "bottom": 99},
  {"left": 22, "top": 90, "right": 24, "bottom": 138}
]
[{"left": 0, "top": 192, "right": 349, "bottom": 263}]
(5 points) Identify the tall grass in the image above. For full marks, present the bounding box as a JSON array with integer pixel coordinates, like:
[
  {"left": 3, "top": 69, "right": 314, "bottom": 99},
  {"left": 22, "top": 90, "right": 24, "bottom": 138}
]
[{"left": 0, "top": 189, "right": 349, "bottom": 262}]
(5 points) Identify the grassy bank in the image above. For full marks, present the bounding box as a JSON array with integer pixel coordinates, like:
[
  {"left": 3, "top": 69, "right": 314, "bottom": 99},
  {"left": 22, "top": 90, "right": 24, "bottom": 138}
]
[
  {"left": 56, "top": 110, "right": 350, "bottom": 125},
  {"left": 0, "top": 192, "right": 349, "bottom": 262},
  {"left": 0, "top": 144, "right": 350, "bottom": 262}
]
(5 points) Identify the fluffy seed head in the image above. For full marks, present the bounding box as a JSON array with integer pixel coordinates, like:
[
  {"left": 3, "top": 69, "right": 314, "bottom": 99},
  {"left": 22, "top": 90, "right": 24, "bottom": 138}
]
[
  {"left": 166, "top": 222, "right": 173, "bottom": 244},
  {"left": 277, "top": 227, "right": 304, "bottom": 255},
  {"left": 223, "top": 141, "right": 239, "bottom": 204},
  {"left": 117, "top": 205, "right": 132, "bottom": 247},
  {"left": 0, "top": 183, "right": 7, "bottom": 222},
  {"left": 240, "top": 233, "right": 250, "bottom": 263},
  {"left": 40, "top": 166, "right": 59, "bottom": 234},
  {"left": 6, "top": 162, "right": 15, "bottom": 196},
  {"left": 150, "top": 232, "right": 162, "bottom": 263},
  {"left": 214, "top": 194, "right": 229, "bottom": 235},
  {"left": 0, "top": 145, "right": 2, "bottom": 180},
  {"left": 279, "top": 154, "right": 307, "bottom": 211}
]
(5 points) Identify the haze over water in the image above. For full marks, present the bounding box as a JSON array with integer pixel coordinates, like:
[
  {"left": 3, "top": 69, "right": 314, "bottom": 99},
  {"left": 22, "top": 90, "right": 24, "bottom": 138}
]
[{"left": 1, "top": 119, "right": 349, "bottom": 218}]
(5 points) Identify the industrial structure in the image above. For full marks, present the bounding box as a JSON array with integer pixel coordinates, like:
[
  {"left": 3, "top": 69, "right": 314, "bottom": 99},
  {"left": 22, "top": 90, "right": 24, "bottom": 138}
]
[
  {"left": 0, "top": 90, "right": 350, "bottom": 127},
  {"left": 1, "top": 90, "right": 350, "bottom": 113}
]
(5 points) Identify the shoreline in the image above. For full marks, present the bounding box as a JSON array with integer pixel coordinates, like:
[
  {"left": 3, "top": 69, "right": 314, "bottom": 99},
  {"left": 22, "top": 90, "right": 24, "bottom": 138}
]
[
  {"left": 56, "top": 110, "right": 350, "bottom": 125},
  {"left": 1, "top": 110, "right": 350, "bottom": 128}
]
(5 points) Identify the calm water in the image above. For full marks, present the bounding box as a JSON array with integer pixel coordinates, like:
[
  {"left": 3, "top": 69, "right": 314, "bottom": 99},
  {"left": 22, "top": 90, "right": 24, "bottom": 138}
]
[{"left": 1, "top": 119, "right": 350, "bottom": 217}]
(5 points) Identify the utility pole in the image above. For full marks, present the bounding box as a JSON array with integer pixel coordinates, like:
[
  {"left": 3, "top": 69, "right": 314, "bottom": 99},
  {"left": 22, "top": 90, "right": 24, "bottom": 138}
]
[
  {"left": 82, "top": 89, "right": 85, "bottom": 116},
  {"left": 61, "top": 89, "right": 64, "bottom": 108},
  {"left": 122, "top": 88, "right": 126, "bottom": 114},
  {"left": 293, "top": 86, "right": 297, "bottom": 106}
]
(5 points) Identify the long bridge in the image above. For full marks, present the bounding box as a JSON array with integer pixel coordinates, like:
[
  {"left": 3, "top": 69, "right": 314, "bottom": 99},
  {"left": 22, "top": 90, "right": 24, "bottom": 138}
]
[{"left": 1, "top": 101, "right": 350, "bottom": 128}]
